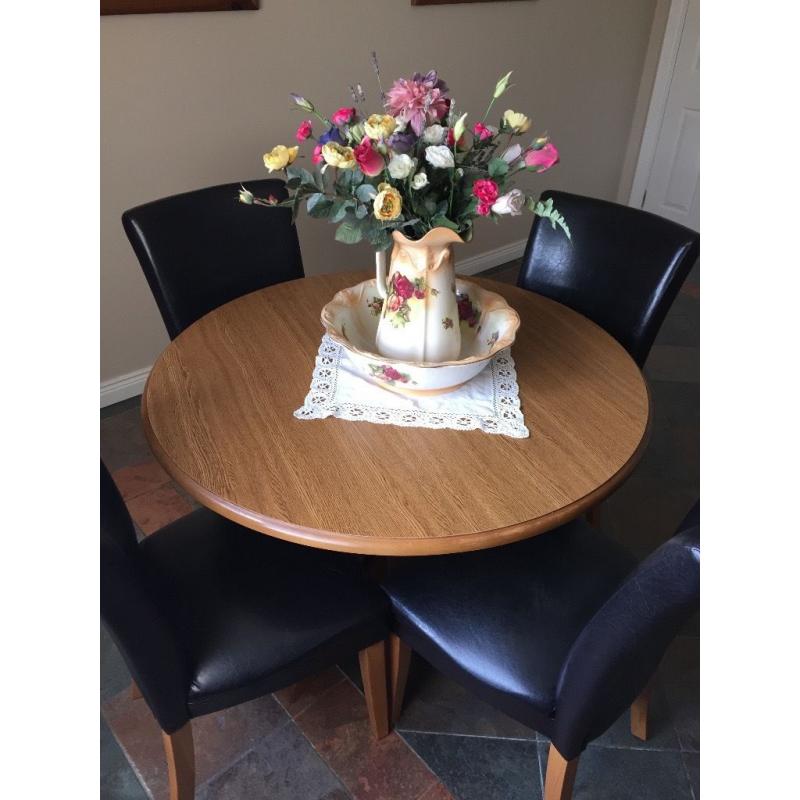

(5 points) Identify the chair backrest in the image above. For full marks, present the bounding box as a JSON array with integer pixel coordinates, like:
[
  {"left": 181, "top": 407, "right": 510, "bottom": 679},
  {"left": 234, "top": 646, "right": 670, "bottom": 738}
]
[
  {"left": 552, "top": 503, "right": 700, "bottom": 759},
  {"left": 122, "top": 179, "right": 304, "bottom": 339},
  {"left": 518, "top": 191, "right": 699, "bottom": 366},
  {"left": 100, "top": 462, "right": 190, "bottom": 733}
]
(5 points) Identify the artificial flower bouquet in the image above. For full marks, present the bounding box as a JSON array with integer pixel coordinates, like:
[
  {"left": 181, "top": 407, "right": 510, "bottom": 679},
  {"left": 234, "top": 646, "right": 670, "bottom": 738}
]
[{"left": 241, "top": 61, "right": 569, "bottom": 250}]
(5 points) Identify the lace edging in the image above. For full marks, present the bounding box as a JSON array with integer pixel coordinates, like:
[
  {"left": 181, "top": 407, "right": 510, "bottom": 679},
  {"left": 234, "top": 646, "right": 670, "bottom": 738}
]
[{"left": 294, "top": 336, "right": 530, "bottom": 438}]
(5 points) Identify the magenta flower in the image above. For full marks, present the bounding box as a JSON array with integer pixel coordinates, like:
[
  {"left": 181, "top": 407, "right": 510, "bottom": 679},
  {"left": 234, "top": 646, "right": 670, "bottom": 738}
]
[
  {"left": 295, "top": 120, "right": 313, "bottom": 142},
  {"left": 311, "top": 144, "right": 324, "bottom": 165},
  {"left": 385, "top": 71, "right": 450, "bottom": 136},
  {"left": 472, "top": 179, "right": 499, "bottom": 205},
  {"left": 473, "top": 122, "right": 493, "bottom": 141},
  {"left": 353, "top": 136, "right": 384, "bottom": 177},
  {"left": 524, "top": 143, "right": 560, "bottom": 172},
  {"left": 331, "top": 107, "right": 356, "bottom": 126}
]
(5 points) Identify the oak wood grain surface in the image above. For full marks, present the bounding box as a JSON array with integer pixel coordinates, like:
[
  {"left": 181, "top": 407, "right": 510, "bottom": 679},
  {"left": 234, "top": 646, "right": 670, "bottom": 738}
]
[{"left": 142, "top": 271, "right": 650, "bottom": 555}]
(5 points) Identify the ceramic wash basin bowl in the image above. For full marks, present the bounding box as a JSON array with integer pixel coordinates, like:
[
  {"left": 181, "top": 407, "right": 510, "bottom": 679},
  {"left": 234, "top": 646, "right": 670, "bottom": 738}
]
[{"left": 320, "top": 278, "right": 520, "bottom": 396}]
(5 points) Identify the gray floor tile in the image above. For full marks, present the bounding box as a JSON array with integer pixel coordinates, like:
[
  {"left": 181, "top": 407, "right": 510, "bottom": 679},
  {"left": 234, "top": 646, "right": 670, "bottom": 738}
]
[
  {"left": 102, "top": 395, "right": 143, "bottom": 420},
  {"left": 665, "top": 681, "right": 699, "bottom": 752},
  {"left": 402, "top": 731, "right": 541, "bottom": 800},
  {"left": 101, "top": 717, "right": 149, "bottom": 800},
  {"left": 197, "top": 721, "right": 350, "bottom": 800},
  {"left": 395, "top": 656, "right": 535, "bottom": 740},
  {"left": 539, "top": 741, "right": 693, "bottom": 800},
  {"left": 100, "top": 405, "right": 152, "bottom": 471},
  {"left": 101, "top": 625, "right": 132, "bottom": 703},
  {"left": 645, "top": 345, "right": 700, "bottom": 384},
  {"left": 682, "top": 751, "right": 700, "bottom": 799}
]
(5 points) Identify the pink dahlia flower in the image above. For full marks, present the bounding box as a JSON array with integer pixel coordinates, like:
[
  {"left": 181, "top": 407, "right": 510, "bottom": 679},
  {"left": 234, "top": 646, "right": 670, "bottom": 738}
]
[
  {"left": 385, "top": 71, "right": 450, "bottom": 136},
  {"left": 524, "top": 143, "right": 560, "bottom": 172},
  {"left": 353, "top": 136, "right": 384, "bottom": 177}
]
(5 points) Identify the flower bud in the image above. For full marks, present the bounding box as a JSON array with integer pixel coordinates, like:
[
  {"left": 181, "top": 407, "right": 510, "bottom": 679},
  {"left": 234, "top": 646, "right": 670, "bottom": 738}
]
[
  {"left": 493, "top": 71, "right": 513, "bottom": 99},
  {"left": 289, "top": 93, "right": 314, "bottom": 112}
]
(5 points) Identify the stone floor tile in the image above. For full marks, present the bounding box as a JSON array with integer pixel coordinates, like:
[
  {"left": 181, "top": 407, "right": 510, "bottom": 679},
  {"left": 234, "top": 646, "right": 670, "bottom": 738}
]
[
  {"left": 645, "top": 345, "right": 700, "bottom": 384},
  {"left": 101, "top": 717, "right": 149, "bottom": 800},
  {"left": 102, "top": 395, "right": 143, "bottom": 420},
  {"left": 590, "top": 682, "right": 680, "bottom": 751},
  {"left": 103, "top": 689, "right": 289, "bottom": 800},
  {"left": 112, "top": 461, "right": 171, "bottom": 501},
  {"left": 197, "top": 721, "right": 350, "bottom": 800},
  {"left": 125, "top": 484, "right": 192, "bottom": 535},
  {"left": 418, "top": 782, "right": 457, "bottom": 800},
  {"left": 539, "top": 741, "right": 693, "bottom": 800},
  {"left": 101, "top": 405, "right": 152, "bottom": 471},
  {"left": 403, "top": 731, "right": 541, "bottom": 800},
  {"left": 665, "top": 681, "right": 699, "bottom": 752},
  {"left": 274, "top": 668, "right": 346, "bottom": 719},
  {"left": 101, "top": 625, "right": 132, "bottom": 704},
  {"left": 395, "top": 656, "right": 535, "bottom": 740},
  {"left": 682, "top": 751, "right": 700, "bottom": 799},
  {"left": 294, "top": 679, "right": 437, "bottom": 800},
  {"left": 680, "top": 281, "right": 700, "bottom": 299},
  {"left": 660, "top": 636, "right": 699, "bottom": 687}
]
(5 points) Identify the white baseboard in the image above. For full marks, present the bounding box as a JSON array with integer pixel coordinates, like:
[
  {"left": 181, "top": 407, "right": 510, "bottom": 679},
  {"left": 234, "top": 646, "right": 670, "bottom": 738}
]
[
  {"left": 99, "top": 242, "right": 525, "bottom": 408},
  {"left": 100, "top": 366, "right": 150, "bottom": 408},
  {"left": 456, "top": 238, "right": 527, "bottom": 276}
]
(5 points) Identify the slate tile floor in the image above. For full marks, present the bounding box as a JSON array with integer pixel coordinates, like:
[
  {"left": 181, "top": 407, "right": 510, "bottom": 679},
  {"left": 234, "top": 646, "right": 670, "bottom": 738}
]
[{"left": 101, "top": 261, "right": 699, "bottom": 799}]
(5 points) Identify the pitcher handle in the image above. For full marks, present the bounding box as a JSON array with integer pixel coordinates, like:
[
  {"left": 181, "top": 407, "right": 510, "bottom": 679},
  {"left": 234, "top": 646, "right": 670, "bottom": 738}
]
[{"left": 375, "top": 249, "right": 389, "bottom": 299}]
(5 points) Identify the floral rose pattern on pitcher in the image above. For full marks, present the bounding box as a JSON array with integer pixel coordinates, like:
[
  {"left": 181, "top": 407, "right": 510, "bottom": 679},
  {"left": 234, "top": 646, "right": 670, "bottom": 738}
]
[
  {"left": 384, "top": 272, "right": 427, "bottom": 327},
  {"left": 487, "top": 330, "right": 499, "bottom": 347},
  {"left": 369, "top": 363, "right": 411, "bottom": 385},
  {"left": 457, "top": 294, "right": 481, "bottom": 328},
  {"left": 442, "top": 317, "right": 454, "bottom": 330},
  {"left": 367, "top": 296, "right": 384, "bottom": 316}
]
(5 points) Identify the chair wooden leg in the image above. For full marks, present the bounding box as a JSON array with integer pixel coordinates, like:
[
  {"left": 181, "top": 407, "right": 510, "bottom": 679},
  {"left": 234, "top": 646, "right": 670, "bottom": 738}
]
[
  {"left": 162, "top": 722, "right": 195, "bottom": 800},
  {"left": 359, "top": 640, "right": 390, "bottom": 740},
  {"left": 543, "top": 743, "right": 579, "bottom": 800},
  {"left": 389, "top": 633, "right": 412, "bottom": 725},
  {"left": 631, "top": 679, "right": 654, "bottom": 741},
  {"left": 130, "top": 680, "right": 143, "bottom": 700}
]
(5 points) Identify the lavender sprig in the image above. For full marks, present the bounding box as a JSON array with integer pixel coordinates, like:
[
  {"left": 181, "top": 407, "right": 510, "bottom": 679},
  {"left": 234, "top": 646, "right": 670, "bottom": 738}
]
[{"left": 371, "top": 50, "right": 385, "bottom": 103}]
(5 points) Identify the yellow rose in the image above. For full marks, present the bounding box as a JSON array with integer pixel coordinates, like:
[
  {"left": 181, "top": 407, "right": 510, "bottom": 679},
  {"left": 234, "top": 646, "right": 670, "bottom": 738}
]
[
  {"left": 263, "top": 145, "right": 299, "bottom": 172},
  {"left": 321, "top": 142, "right": 356, "bottom": 169},
  {"left": 364, "top": 114, "right": 397, "bottom": 141},
  {"left": 373, "top": 185, "right": 402, "bottom": 221},
  {"left": 502, "top": 110, "right": 532, "bottom": 134}
]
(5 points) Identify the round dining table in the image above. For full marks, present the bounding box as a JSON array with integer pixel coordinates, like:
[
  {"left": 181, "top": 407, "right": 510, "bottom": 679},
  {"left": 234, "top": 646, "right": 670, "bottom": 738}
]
[{"left": 142, "top": 270, "right": 651, "bottom": 556}]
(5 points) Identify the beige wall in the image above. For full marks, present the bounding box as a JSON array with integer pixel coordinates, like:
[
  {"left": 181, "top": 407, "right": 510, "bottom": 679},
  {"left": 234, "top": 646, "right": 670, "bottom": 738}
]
[{"left": 101, "top": 0, "right": 656, "bottom": 384}]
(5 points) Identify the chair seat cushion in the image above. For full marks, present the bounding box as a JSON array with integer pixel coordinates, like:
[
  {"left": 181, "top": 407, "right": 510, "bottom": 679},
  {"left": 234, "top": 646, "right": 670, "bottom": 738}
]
[
  {"left": 381, "top": 519, "right": 635, "bottom": 731},
  {"left": 140, "top": 509, "right": 387, "bottom": 718}
]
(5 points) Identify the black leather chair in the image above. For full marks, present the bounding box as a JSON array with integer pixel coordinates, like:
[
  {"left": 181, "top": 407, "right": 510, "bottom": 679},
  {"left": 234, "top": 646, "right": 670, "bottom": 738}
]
[
  {"left": 518, "top": 190, "right": 700, "bottom": 366},
  {"left": 382, "top": 505, "right": 699, "bottom": 800},
  {"left": 101, "top": 462, "right": 390, "bottom": 800},
  {"left": 122, "top": 179, "right": 303, "bottom": 340}
]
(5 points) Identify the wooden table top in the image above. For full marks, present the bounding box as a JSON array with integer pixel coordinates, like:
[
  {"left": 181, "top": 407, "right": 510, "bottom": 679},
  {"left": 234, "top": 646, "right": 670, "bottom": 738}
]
[{"left": 142, "top": 271, "right": 650, "bottom": 556}]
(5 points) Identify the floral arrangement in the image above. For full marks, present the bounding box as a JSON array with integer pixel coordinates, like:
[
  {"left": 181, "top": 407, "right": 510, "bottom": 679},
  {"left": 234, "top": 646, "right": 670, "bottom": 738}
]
[{"left": 240, "top": 57, "right": 569, "bottom": 250}]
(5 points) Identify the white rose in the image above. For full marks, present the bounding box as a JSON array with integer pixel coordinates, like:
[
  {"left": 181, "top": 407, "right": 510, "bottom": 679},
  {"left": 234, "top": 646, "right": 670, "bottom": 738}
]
[
  {"left": 387, "top": 154, "right": 416, "bottom": 180},
  {"left": 422, "top": 124, "right": 446, "bottom": 144},
  {"left": 425, "top": 145, "right": 455, "bottom": 169},
  {"left": 411, "top": 171, "right": 429, "bottom": 190},
  {"left": 501, "top": 144, "right": 523, "bottom": 164},
  {"left": 491, "top": 189, "right": 526, "bottom": 216}
]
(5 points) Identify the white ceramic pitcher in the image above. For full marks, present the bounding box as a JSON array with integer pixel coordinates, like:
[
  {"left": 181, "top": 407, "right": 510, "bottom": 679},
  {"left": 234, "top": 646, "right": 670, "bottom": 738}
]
[{"left": 374, "top": 228, "right": 464, "bottom": 363}]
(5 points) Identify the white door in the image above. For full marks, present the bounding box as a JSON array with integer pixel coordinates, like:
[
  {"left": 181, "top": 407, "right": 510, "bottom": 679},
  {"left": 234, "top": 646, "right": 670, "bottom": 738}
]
[{"left": 639, "top": 0, "right": 700, "bottom": 231}]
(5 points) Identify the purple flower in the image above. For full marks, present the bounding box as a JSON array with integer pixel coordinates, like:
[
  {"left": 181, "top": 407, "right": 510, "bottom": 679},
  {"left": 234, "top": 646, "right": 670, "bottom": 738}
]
[
  {"left": 387, "top": 131, "right": 416, "bottom": 154},
  {"left": 318, "top": 127, "right": 343, "bottom": 146}
]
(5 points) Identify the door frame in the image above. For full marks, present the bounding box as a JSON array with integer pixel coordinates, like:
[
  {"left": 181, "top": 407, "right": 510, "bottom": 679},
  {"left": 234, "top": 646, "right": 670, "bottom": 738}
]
[{"left": 628, "top": 0, "right": 693, "bottom": 208}]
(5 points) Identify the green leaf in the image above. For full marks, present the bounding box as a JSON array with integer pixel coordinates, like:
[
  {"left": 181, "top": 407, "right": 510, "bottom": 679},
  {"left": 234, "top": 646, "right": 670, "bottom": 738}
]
[
  {"left": 335, "top": 220, "right": 364, "bottom": 244},
  {"left": 431, "top": 215, "right": 460, "bottom": 231},
  {"left": 488, "top": 158, "right": 509, "bottom": 178},
  {"left": 330, "top": 199, "right": 353, "bottom": 224},
  {"left": 356, "top": 183, "right": 378, "bottom": 203},
  {"left": 533, "top": 197, "right": 571, "bottom": 240},
  {"left": 354, "top": 203, "right": 369, "bottom": 219},
  {"left": 306, "top": 193, "right": 333, "bottom": 218},
  {"left": 286, "top": 165, "right": 316, "bottom": 188}
]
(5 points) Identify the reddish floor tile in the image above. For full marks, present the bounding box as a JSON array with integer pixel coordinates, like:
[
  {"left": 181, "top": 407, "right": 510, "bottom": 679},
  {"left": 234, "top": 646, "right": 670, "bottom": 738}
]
[
  {"left": 125, "top": 484, "right": 192, "bottom": 535},
  {"left": 294, "top": 679, "right": 437, "bottom": 800},
  {"left": 680, "top": 281, "right": 700, "bottom": 299},
  {"left": 102, "top": 688, "right": 289, "bottom": 800},
  {"left": 418, "top": 782, "right": 457, "bottom": 800},
  {"left": 274, "top": 667, "right": 346, "bottom": 718},
  {"left": 112, "top": 461, "right": 171, "bottom": 501}
]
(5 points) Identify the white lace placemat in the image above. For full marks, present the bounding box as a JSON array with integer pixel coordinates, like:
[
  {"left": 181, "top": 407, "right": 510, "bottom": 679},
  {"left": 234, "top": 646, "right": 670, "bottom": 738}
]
[{"left": 294, "top": 335, "right": 529, "bottom": 438}]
